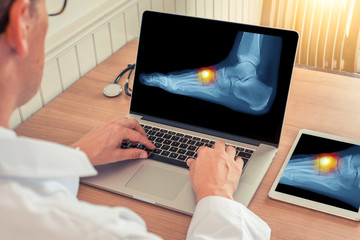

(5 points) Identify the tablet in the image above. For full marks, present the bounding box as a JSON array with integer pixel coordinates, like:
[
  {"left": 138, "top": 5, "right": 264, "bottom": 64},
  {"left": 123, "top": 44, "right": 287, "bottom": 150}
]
[{"left": 269, "top": 129, "right": 360, "bottom": 221}]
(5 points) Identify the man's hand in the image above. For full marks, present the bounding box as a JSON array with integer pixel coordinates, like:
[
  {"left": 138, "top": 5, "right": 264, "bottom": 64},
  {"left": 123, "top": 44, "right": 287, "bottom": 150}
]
[
  {"left": 187, "top": 141, "right": 244, "bottom": 202},
  {"left": 71, "top": 117, "right": 155, "bottom": 166}
]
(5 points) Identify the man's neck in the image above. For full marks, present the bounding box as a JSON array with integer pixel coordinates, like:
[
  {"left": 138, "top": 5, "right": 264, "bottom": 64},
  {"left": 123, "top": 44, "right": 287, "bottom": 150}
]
[
  {"left": 0, "top": 107, "right": 13, "bottom": 128},
  {"left": 0, "top": 115, "right": 10, "bottom": 129},
  {"left": 0, "top": 37, "right": 25, "bottom": 129},
  {"left": 0, "top": 89, "right": 18, "bottom": 129}
]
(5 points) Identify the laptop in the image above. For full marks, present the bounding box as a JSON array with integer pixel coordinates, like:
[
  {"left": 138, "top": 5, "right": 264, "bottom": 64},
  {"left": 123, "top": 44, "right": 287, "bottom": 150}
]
[{"left": 81, "top": 11, "right": 298, "bottom": 215}]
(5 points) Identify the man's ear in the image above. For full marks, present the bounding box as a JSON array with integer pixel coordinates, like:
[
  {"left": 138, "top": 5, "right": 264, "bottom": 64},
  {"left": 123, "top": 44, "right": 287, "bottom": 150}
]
[{"left": 5, "top": 0, "right": 31, "bottom": 56}]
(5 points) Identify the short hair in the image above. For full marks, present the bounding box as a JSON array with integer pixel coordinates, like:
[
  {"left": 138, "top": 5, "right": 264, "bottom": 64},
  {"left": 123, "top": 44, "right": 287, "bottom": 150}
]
[
  {"left": 0, "top": 0, "right": 14, "bottom": 33},
  {"left": 0, "top": 0, "right": 37, "bottom": 34}
]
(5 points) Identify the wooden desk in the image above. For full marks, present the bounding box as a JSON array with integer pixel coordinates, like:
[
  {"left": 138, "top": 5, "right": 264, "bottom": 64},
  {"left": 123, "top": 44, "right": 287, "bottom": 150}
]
[{"left": 16, "top": 40, "right": 360, "bottom": 239}]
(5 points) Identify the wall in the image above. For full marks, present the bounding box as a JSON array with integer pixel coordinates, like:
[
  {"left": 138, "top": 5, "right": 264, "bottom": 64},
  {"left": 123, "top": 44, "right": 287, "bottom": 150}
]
[{"left": 10, "top": 0, "right": 263, "bottom": 129}]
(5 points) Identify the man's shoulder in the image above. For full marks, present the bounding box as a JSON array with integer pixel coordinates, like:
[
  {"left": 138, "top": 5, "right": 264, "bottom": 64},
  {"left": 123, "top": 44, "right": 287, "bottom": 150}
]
[
  {"left": 0, "top": 181, "right": 95, "bottom": 239},
  {"left": 0, "top": 180, "right": 159, "bottom": 240},
  {"left": 0, "top": 135, "right": 96, "bottom": 178}
]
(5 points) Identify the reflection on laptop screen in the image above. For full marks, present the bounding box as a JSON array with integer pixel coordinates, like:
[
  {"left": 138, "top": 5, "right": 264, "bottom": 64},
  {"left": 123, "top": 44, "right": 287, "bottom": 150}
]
[{"left": 131, "top": 11, "right": 298, "bottom": 145}]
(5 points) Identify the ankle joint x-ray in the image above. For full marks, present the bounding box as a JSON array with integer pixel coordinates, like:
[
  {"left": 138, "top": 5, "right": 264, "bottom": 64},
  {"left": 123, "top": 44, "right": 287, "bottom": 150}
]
[{"left": 139, "top": 32, "right": 282, "bottom": 115}]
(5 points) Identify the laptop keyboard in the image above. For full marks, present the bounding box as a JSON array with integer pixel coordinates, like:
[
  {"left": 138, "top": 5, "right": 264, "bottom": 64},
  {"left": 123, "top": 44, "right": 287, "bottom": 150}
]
[{"left": 121, "top": 124, "right": 254, "bottom": 168}]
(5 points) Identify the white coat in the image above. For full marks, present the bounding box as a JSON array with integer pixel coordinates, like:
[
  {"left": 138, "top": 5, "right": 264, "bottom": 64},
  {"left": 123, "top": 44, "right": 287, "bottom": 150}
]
[{"left": 0, "top": 127, "right": 270, "bottom": 240}]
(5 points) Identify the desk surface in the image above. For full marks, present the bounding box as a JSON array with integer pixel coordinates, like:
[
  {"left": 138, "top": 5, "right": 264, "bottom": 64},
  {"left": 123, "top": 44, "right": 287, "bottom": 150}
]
[{"left": 16, "top": 40, "right": 360, "bottom": 239}]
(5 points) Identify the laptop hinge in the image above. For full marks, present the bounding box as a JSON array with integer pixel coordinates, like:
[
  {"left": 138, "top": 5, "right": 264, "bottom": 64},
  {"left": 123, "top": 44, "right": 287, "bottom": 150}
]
[{"left": 128, "top": 113, "right": 278, "bottom": 147}]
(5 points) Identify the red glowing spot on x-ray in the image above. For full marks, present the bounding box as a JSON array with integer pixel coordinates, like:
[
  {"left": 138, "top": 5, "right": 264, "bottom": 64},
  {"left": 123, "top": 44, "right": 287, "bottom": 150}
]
[
  {"left": 314, "top": 153, "right": 339, "bottom": 173},
  {"left": 198, "top": 67, "right": 216, "bottom": 84}
]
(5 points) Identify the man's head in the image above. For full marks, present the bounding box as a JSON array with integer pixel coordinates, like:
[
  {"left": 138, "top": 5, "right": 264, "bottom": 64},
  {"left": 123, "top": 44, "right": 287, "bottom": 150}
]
[{"left": 0, "top": 0, "right": 48, "bottom": 127}]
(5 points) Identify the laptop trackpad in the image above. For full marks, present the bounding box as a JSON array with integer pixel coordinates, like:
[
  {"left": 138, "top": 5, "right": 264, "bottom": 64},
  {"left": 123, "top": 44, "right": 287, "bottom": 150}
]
[{"left": 125, "top": 164, "right": 188, "bottom": 201}]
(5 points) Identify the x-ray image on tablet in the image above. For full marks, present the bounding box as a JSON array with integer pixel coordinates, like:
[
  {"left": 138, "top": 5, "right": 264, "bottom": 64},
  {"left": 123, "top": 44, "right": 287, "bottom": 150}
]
[{"left": 269, "top": 129, "right": 360, "bottom": 221}]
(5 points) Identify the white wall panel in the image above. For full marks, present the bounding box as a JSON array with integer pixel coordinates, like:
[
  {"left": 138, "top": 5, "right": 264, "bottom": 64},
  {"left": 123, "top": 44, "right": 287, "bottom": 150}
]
[
  {"left": 164, "top": 0, "right": 176, "bottom": 13},
  {"left": 109, "top": 15, "right": 128, "bottom": 53},
  {"left": 236, "top": 0, "right": 243, "bottom": 23},
  {"left": 76, "top": 36, "right": 97, "bottom": 76},
  {"left": 213, "top": 0, "right": 222, "bottom": 20},
  {"left": 186, "top": 0, "right": 196, "bottom": 16},
  {"left": 242, "top": 0, "right": 249, "bottom": 23},
  {"left": 45, "top": 0, "right": 134, "bottom": 62},
  {"left": 229, "top": 0, "right": 236, "bottom": 22},
  {"left": 41, "top": 59, "right": 63, "bottom": 104},
  {"left": 249, "top": 0, "right": 256, "bottom": 24},
  {"left": 10, "top": 110, "right": 22, "bottom": 130},
  {"left": 196, "top": 0, "right": 206, "bottom": 18},
  {"left": 93, "top": 25, "right": 113, "bottom": 64},
  {"left": 221, "top": 0, "right": 229, "bottom": 21},
  {"left": 255, "top": 0, "right": 263, "bottom": 25},
  {"left": 175, "top": 0, "right": 186, "bottom": 14},
  {"left": 204, "top": 0, "right": 214, "bottom": 19},
  {"left": 151, "top": 0, "right": 164, "bottom": 12},
  {"left": 124, "top": 4, "right": 141, "bottom": 42},
  {"left": 58, "top": 48, "right": 81, "bottom": 90}
]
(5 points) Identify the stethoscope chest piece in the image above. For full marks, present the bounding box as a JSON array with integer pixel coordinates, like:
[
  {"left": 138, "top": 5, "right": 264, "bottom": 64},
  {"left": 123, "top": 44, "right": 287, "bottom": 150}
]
[{"left": 103, "top": 83, "right": 123, "bottom": 97}]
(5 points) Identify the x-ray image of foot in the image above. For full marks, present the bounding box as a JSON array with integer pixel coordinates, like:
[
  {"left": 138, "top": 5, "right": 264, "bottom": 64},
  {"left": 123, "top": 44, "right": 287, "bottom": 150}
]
[
  {"left": 279, "top": 146, "right": 360, "bottom": 209},
  {"left": 139, "top": 32, "right": 282, "bottom": 115}
]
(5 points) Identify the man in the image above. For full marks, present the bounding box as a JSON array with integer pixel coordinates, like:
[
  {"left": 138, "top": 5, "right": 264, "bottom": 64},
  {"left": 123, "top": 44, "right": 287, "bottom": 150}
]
[{"left": 0, "top": 0, "right": 271, "bottom": 239}]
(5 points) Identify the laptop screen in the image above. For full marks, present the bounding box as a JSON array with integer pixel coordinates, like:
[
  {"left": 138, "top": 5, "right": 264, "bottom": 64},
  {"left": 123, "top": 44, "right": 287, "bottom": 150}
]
[{"left": 131, "top": 11, "right": 298, "bottom": 145}]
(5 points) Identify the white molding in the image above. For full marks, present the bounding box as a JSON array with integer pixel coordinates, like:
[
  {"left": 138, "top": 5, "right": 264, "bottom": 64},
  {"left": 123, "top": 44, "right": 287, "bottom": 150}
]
[{"left": 45, "top": 0, "right": 137, "bottom": 62}]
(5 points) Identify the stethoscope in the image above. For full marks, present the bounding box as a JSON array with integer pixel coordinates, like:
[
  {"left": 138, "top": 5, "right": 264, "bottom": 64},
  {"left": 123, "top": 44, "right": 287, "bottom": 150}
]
[{"left": 103, "top": 64, "right": 135, "bottom": 97}]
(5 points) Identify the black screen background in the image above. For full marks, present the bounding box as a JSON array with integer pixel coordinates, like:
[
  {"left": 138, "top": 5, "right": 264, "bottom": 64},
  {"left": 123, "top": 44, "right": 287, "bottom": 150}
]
[{"left": 130, "top": 11, "right": 298, "bottom": 145}]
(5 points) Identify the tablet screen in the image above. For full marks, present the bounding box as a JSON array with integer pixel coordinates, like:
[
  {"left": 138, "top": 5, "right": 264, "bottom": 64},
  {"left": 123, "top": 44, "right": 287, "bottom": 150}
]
[{"left": 270, "top": 130, "right": 360, "bottom": 220}]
